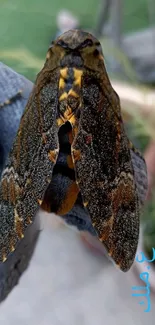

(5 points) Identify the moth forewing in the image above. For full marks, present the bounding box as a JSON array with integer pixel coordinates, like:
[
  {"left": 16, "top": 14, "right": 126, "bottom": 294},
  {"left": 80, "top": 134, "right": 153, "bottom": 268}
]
[
  {"left": 0, "top": 68, "right": 60, "bottom": 262},
  {"left": 72, "top": 68, "right": 140, "bottom": 272}
]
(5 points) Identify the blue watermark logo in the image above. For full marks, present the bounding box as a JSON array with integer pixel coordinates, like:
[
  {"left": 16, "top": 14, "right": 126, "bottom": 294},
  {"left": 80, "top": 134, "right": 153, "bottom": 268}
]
[{"left": 132, "top": 248, "right": 155, "bottom": 312}]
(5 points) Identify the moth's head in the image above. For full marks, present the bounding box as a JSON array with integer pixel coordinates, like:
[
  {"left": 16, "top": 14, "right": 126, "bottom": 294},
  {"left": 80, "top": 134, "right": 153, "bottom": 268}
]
[{"left": 46, "top": 29, "right": 104, "bottom": 71}]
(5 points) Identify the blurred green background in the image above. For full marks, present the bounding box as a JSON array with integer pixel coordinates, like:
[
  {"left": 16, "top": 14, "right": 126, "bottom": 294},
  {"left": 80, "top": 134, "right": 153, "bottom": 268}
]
[{"left": 0, "top": 0, "right": 150, "bottom": 80}]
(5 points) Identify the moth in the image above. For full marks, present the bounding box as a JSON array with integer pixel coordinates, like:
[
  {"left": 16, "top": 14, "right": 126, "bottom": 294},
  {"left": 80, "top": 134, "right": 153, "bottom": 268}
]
[{"left": 0, "top": 29, "right": 147, "bottom": 272}]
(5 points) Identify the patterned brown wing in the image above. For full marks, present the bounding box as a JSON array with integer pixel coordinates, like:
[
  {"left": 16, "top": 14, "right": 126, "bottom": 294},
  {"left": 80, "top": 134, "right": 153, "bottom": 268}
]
[
  {"left": 129, "top": 143, "right": 148, "bottom": 206},
  {"left": 0, "top": 66, "right": 60, "bottom": 262},
  {"left": 71, "top": 68, "right": 141, "bottom": 272}
]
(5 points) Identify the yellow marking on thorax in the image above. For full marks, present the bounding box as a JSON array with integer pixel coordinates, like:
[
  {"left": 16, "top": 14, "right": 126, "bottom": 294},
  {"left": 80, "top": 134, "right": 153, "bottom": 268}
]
[
  {"left": 69, "top": 114, "right": 76, "bottom": 125},
  {"left": 68, "top": 89, "right": 79, "bottom": 98},
  {"left": 59, "top": 92, "right": 68, "bottom": 101},
  {"left": 73, "top": 68, "right": 83, "bottom": 87},
  {"left": 60, "top": 67, "right": 68, "bottom": 79},
  {"left": 64, "top": 106, "right": 72, "bottom": 119},
  {"left": 83, "top": 201, "right": 88, "bottom": 207},
  {"left": 58, "top": 67, "right": 82, "bottom": 124},
  {"left": 57, "top": 117, "right": 64, "bottom": 127},
  {"left": 59, "top": 77, "right": 66, "bottom": 89}
]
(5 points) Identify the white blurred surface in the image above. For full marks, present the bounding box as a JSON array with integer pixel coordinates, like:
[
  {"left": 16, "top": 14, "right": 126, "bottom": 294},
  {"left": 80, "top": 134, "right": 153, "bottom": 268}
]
[{"left": 0, "top": 210, "right": 154, "bottom": 325}]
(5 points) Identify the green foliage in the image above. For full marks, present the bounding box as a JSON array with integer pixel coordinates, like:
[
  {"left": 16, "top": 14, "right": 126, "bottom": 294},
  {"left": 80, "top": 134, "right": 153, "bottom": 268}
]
[
  {"left": 123, "top": 0, "right": 150, "bottom": 33},
  {"left": 0, "top": 48, "right": 44, "bottom": 81},
  {"left": 0, "top": 0, "right": 97, "bottom": 79},
  {"left": 0, "top": 0, "right": 150, "bottom": 79}
]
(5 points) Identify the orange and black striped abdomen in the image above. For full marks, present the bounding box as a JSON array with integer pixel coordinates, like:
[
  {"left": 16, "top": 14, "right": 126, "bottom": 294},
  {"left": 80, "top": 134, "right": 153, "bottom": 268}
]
[{"left": 41, "top": 122, "right": 79, "bottom": 215}]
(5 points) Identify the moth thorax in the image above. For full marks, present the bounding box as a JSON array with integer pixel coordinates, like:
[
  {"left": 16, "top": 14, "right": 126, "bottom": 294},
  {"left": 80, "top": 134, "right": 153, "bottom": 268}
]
[
  {"left": 58, "top": 67, "right": 82, "bottom": 120},
  {"left": 59, "top": 89, "right": 81, "bottom": 120}
]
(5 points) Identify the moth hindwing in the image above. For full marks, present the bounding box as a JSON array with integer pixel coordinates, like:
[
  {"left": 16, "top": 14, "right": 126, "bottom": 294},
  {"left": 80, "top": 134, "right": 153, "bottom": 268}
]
[{"left": 0, "top": 30, "right": 147, "bottom": 272}]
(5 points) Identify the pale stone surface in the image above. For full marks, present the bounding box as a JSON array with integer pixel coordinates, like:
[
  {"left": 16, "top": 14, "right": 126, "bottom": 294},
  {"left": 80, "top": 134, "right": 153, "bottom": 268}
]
[{"left": 0, "top": 210, "right": 154, "bottom": 324}]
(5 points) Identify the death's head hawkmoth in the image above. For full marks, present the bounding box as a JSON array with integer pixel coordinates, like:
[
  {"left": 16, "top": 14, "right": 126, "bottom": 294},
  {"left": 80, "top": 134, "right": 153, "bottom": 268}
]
[{"left": 0, "top": 30, "right": 147, "bottom": 272}]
